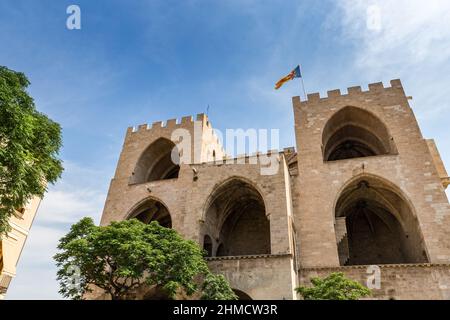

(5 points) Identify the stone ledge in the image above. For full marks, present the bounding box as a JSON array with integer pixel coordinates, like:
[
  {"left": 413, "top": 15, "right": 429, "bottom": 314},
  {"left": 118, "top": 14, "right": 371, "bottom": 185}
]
[
  {"left": 442, "top": 177, "right": 450, "bottom": 189},
  {"left": 300, "top": 263, "right": 450, "bottom": 272},
  {"left": 194, "top": 151, "right": 282, "bottom": 167},
  {"left": 206, "top": 253, "right": 291, "bottom": 261},
  {"left": 323, "top": 153, "right": 400, "bottom": 165},
  {"left": 127, "top": 177, "right": 178, "bottom": 187}
]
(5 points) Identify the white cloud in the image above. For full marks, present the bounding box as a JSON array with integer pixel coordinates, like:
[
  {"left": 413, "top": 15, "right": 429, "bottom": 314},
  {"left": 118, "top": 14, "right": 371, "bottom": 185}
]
[
  {"left": 6, "top": 268, "right": 61, "bottom": 300},
  {"left": 37, "top": 160, "right": 109, "bottom": 225},
  {"left": 334, "top": 0, "right": 450, "bottom": 198},
  {"left": 336, "top": 0, "right": 450, "bottom": 119},
  {"left": 6, "top": 225, "right": 65, "bottom": 300},
  {"left": 338, "top": 0, "right": 450, "bottom": 71},
  {"left": 37, "top": 188, "right": 104, "bottom": 225},
  {"left": 5, "top": 161, "right": 110, "bottom": 299}
]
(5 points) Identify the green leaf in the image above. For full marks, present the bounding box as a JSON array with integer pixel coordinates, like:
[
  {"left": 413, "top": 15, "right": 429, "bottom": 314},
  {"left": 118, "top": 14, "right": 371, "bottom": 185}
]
[
  {"left": 296, "top": 272, "right": 371, "bottom": 300},
  {"left": 54, "top": 218, "right": 235, "bottom": 300},
  {"left": 0, "top": 65, "right": 63, "bottom": 235}
]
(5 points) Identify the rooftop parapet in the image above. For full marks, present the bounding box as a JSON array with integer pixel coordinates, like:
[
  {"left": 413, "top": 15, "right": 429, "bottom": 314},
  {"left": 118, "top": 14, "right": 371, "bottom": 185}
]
[
  {"left": 292, "top": 79, "right": 404, "bottom": 104},
  {"left": 127, "top": 113, "right": 211, "bottom": 134}
]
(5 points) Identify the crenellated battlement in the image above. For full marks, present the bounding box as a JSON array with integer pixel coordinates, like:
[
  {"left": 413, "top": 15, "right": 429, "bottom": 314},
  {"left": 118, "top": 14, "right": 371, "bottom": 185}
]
[
  {"left": 124, "top": 112, "right": 225, "bottom": 164},
  {"left": 127, "top": 113, "right": 211, "bottom": 134},
  {"left": 294, "top": 79, "right": 404, "bottom": 104}
]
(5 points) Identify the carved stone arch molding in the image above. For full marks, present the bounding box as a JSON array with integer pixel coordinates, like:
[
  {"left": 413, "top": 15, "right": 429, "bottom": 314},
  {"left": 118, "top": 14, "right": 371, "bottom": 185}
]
[
  {"left": 333, "top": 173, "right": 429, "bottom": 266},
  {"left": 127, "top": 196, "right": 172, "bottom": 229},
  {"left": 322, "top": 106, "right": 397, "bottom": 162},
  {"left": 201, "top": 176, "right": 270, "bottom": 257},
  {"left": 131, "top": 137, "right": 180, "bottom": 184}
]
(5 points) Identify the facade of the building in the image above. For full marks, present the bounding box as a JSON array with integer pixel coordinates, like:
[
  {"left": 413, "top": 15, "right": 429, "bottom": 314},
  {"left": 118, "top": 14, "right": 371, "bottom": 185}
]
[
  {"left": 95, "top": 79, "right": 450, "bottom": 300},
  {"left": 0, "top": 197, "right": 41, "bottom": 299}
]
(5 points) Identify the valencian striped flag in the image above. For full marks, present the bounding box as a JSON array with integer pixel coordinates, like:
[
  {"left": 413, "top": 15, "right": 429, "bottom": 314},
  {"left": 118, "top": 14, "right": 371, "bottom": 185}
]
[{"left": 275, "top": 65, "right": 302, "bottom": 90}]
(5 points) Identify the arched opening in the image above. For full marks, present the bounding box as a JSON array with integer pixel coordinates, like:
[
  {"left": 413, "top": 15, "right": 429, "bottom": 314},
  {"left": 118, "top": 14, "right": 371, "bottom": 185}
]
[
  {"left": 216, "top": 243, "right": 225, "bottom": 256},
  {"left": 335, "top": 176, "right": 428, "bottom": 266},
  {"left": 203, "top": 235, "right": 213, "bottom": 257},
  {"left": 203, "top": 178, "right": 270, "bottom": 257},
  {"left": 131, "top": 138, "right": 180, "bottom": 184},
  {"left": 233, "top": 289, "right": 252, "bottom": 300},
  {"left": 129, "top": 198, "right": 172, "bottom": 228},
  {"left": 322, "top": 106, "right": 396, "bottom": 161}
]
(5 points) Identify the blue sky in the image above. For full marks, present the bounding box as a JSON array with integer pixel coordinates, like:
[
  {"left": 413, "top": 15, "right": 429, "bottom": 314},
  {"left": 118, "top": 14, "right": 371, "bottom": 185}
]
[{"left": 2, "top": 0, "right": 450, "bottom": 299}]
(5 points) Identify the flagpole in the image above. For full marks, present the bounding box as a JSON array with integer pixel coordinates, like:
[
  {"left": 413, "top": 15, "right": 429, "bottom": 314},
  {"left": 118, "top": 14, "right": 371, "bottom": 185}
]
[{"left": 300, "top": 67, "right": 307, "bottom": 101}]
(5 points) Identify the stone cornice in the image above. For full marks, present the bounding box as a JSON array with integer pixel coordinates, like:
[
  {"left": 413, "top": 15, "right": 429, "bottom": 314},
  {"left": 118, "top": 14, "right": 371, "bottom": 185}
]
[
  {"left": 206, "top": 253, "right": 291, "bottom": 261},
  {"left": 300, "top": 263, "right": 450, "bottom": 272}
]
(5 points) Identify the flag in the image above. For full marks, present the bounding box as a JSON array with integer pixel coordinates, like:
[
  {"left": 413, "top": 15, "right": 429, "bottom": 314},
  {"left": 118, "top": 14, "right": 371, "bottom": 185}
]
[{"left": 275, "top": 65, "right": 302, "bottom": 90}]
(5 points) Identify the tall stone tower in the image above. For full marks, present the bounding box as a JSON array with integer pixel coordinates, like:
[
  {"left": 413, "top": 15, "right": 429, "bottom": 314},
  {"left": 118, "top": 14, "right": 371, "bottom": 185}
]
[
  {"left": 98, "top": 114, "right": 298, "bottom": 300},
  {"left": 95, "top": 79, "right": 450, "bottom": 300},
  {"left": 293, "top": 80, "right": 450, "bottom": 299}
]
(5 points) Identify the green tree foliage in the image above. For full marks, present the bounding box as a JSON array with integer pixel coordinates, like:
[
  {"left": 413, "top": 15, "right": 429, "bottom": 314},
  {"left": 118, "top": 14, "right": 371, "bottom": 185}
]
[
  {"left": 54, "top": 218, "right": 236, "bottom": 300},
  {"left": 0, "top": 66, "right": 63, "bottom": 235},
  {"left": 296, "top": 272, "right": 371, "bottom": 300},
  {"left": 201, "top": 273, "right": 238, "bottom": 300}
]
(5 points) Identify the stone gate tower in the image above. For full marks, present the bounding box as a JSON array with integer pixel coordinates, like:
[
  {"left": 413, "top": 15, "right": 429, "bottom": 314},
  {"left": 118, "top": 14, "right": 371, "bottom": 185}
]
[
  {"left": 294, "top": 80, "right": 450, "bottom": 299},
  {"left": 95, "top": 79, "right": 450, "bottom": 300}
]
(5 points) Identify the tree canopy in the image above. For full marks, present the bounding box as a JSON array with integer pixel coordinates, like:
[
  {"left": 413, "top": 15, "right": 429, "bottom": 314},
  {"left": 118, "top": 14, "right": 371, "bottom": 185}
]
[
  {"left": 201, "top": 273, "right": 237, "bottom": 300},
  {"left": 0, "top": 66, "right": 63, "bottom": 235},
  {"left": 296, "top": 272, "right": 371, "bottom": 300},
  {"left": 54, "top": 217, "right": 237, "bottom": 300}
]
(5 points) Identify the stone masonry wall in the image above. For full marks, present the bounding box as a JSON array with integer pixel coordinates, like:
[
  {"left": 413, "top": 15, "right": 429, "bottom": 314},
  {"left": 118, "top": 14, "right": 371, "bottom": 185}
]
[
  {"left": 208, "top": 255, "right": 296, "bottom": 300},
  {"left": 300, "top": 264, "right": 450, "bottom": 300}
]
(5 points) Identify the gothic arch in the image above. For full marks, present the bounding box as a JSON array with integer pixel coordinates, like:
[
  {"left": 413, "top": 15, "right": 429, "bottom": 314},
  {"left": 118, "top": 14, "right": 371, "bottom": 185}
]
[
  {"left": 203, "top": 235, "right": 213, "bottom": 257},
  {"left": 201, "top": 176, "right": 269, "bottom": 221},
  {"left": 131, "top": 138, "right": 180, "bottom": 184},
  {"left": 333, "top": 174, "right": 428, "bottom": 266},
  {"left": 127, "top": 196, "right": 172, "bottom": 228},
  {"left": 322, "top": 106, "right": 397, "bottom": 161},
  {"left": 216, "top": 243, "right": 225, "bottom": 256},
  {"left": 202, "top": 177, "right": 270, "bottom": 257}
]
